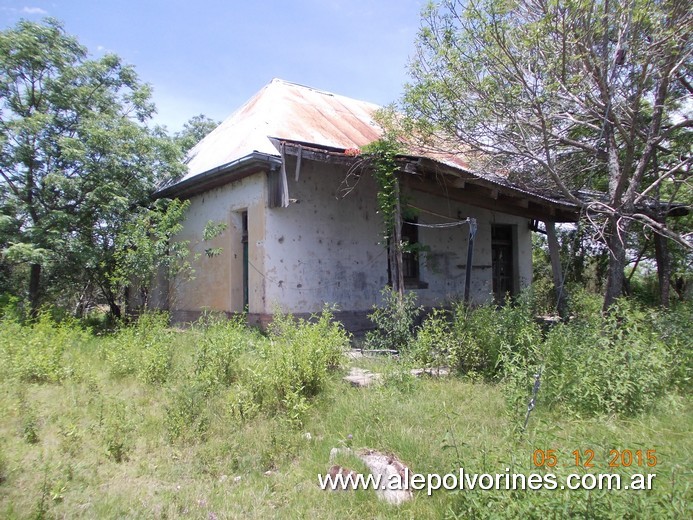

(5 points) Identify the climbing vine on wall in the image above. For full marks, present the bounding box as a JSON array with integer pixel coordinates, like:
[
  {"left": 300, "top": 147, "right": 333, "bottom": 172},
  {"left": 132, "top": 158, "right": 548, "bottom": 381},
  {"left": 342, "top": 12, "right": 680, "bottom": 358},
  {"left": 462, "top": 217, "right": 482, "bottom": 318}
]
[
  {"left": 340, "top": 135, "right": 410, "bottom": 296},
  {"left": 360, "top": 137, "right": 403, "bottom": 242}
]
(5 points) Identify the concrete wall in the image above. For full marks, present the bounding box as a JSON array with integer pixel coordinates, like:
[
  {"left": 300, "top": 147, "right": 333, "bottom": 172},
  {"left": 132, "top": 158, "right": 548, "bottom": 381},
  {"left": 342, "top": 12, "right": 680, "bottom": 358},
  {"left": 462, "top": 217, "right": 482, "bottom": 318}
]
[
  {"left": 167, "top": 173, "right": 267, "bottom": 321},
  {"left": 164, "top": 157, "right": 533, "bottom": 326},
  {"left": 262, "top": 158, "right": 532, "bottom": 314},
  {"left": 401, "top": 186, "right": 533, "bottom": 307},
  {"left": 263, "top": 159, "right": 388, "bottom": 314}
]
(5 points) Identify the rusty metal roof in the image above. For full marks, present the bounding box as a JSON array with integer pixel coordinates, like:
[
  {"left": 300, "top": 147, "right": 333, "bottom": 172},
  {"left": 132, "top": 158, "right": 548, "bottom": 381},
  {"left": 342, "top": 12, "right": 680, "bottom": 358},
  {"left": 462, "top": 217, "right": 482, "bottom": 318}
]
[
  {"left": 179, "top": 78, "right": 384, "bottom": 183},
  {"left": 160, "top": 79, "right": 580, "bottom": 221}
]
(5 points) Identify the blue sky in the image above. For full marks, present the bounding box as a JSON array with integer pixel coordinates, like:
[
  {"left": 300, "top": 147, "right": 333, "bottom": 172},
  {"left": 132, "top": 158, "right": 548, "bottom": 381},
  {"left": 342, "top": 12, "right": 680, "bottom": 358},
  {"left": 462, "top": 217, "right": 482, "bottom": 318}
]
[{"left": 0, "top": 0, "right": 427, "bottom": 131}]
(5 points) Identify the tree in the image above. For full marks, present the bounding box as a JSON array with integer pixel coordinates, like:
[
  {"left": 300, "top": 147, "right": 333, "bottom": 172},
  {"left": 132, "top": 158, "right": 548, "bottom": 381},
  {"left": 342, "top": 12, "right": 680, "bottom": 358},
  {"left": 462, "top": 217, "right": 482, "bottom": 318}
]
[
  {"left": 0, "top": 19, "right": 184, "bottom": 317},
  {"left": 112, "top": 198, "right": 227, "bottom": 313},
  {"left": 401, "top": 0, "right": 692, "bottom": 310},
  {"left": 174, "top": 114, "right": 220, "bottom": 154}
]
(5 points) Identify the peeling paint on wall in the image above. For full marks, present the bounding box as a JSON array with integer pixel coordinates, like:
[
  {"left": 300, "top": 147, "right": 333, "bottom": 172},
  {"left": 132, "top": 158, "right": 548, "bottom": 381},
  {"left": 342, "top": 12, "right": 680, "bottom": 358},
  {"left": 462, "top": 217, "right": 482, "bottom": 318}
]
[{"left": 163, "top": 156, "right": 534, "bottom": 322}]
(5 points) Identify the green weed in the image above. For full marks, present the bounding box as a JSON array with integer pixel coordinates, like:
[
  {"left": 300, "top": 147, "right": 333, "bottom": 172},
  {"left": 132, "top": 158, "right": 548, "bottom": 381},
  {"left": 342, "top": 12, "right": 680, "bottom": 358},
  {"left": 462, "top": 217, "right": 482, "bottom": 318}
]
[
  {"left": 107, "top": 311, "right": 173, "bottom": 385},
  {"left": 0, "top": 299, "right": 688, "bottom": 519},
  {"left": 540, "top": 298, "right": 675, "bottom": 416},
  {"left": 192, "top": 314, "right": 256, "bottom": 391},
  {"left": 102, "top": 399, "right": 133, "bottom": 462},
  {"left": 19, "top": 401, "right": 40, "bottom": 445},
  {"left": 365, "top": 287, "right": 422, "bottom": 352},
  {"left": 0, "top": 445, "right": 7, "bottom": 485},
  {"left": 164, "top": 380, "right": 211, "bottom": 444},
  {"left": 252, "top": 306, "right": 349, "bottom": 415},
  {"left": 0, "top": 313, "right": 88, "bottom": 384}
]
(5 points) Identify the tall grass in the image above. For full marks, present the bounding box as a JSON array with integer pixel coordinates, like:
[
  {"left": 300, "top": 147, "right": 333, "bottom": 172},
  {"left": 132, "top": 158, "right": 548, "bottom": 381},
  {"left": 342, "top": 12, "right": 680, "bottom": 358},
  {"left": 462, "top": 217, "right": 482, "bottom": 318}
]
[
  {"left": 0, "top": 300, "right": 689, "bottom": 519},
  {"left": 405, "top": 290, "right": 691, "bottom": 417}
]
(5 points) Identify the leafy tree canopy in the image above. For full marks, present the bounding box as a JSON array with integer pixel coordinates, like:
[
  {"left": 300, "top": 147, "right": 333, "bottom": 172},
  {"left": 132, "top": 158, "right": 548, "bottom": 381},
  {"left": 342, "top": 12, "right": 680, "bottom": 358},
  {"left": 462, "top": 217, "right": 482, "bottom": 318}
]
[
  {"left": 401, "top": 0, "right": 692, "bottom": 308},
  {"left": 0, "top": 18, "right": 185, "bottom": 316},
  {"left": 174, "top": 114, "right": 220, "bottom": 155}
]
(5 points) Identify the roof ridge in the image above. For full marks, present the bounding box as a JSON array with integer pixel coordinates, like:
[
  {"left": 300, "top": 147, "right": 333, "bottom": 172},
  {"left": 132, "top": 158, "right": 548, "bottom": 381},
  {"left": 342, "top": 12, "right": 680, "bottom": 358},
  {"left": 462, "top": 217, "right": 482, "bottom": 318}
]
[{"left": 269, "top": 77, "right": 335, "bottom": 97}]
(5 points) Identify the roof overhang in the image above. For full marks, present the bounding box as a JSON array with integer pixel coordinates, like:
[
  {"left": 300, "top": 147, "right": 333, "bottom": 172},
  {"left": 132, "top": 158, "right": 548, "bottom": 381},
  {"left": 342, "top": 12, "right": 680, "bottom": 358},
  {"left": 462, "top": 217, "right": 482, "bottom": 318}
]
[
  {"left": 408, "top": 157, "right": 582, "bottom": 223},
  {"left": 275, "top": 138, "right": 582, "bottom": 223},
  {"left": 154, "top": 152, "right": 282, "bottom": 200}
]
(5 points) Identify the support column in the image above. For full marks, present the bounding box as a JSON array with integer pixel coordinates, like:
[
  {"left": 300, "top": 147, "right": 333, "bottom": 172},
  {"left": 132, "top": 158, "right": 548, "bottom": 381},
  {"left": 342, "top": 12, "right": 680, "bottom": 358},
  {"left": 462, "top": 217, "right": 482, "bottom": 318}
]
[{"left": 545, "top": 221, "right": 568, "bottom": 318}]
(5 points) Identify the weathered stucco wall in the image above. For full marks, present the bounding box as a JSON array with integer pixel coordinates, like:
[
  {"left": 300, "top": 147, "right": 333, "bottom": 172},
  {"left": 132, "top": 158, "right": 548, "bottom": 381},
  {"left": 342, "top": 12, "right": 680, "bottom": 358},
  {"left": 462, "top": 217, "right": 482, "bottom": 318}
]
[
  {"left": 168, "top": 173, "right": 267, "bottom": 320},
  {"left": 402, "top": 186, "right": 533, "bottom": 307},
  {"left": 261, "top": 158, "right": 532, "bottom": 315},
  {"left": 164, "top": 158, "right": 533, "bottom": 326},
  {"left": 263, "top": 159, "right": 388, "bottom": 314}
]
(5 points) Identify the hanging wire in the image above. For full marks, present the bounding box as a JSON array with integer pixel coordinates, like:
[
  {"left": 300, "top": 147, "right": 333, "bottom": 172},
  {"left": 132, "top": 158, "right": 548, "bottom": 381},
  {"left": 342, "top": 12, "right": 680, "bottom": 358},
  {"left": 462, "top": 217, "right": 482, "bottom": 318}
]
[{"left": 408, "top": 217, "right": 472, "bottom": 229}]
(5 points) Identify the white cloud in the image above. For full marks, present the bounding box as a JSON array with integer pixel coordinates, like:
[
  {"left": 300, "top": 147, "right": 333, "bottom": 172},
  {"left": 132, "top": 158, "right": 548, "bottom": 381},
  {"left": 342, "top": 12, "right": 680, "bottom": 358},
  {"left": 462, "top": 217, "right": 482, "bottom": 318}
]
[{"left": 22, "top": 7, "right": 48, "bottom": 15}]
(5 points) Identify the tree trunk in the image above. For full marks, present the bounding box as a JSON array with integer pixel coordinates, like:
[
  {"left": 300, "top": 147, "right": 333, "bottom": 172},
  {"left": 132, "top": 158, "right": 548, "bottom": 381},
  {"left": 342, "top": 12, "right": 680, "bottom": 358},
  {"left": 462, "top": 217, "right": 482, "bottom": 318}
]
[
  {"left": 29, "top": 263, "right": 41, "bottom": 319},
  {"left": 100, "top": 283, "right": 122, "bottom": 320},
  {"left": 545, "top": 222, "right": 568, "bottom": 319},
  {"left": 603, "top": 217, "right": 627, "bottom": 311},
  {"left": 389, "top": 178, "right": 404, "bottom": 302},
  {"left": 653, "top": 229, "right": 671, "bottom": 308}
]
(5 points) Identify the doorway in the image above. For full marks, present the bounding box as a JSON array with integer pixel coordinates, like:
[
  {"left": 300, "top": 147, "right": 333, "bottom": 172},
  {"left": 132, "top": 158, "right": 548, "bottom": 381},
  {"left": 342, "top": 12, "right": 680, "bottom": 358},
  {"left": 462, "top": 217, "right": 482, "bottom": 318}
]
[
  {"left": 241, "top": 211, "right": 248, "bottom": 309},
  {"left": 492, "top": 224, "right": 515, "bottom": 304}
]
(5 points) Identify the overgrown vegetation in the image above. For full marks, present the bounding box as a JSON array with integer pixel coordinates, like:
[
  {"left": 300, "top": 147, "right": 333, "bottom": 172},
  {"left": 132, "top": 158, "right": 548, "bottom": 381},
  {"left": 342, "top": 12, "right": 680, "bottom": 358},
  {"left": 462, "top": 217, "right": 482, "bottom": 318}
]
[
  {"left": 400, "top": 0, "right": 692, "bottom": 310},
  {"left": 366, "top": 287, "right": 691, "bottom": 418},
  {"left": 364, "top": 287, "right": 421, "bottom": 352},
  {"left": 0, "top": 302, "right": 689, "bottom": 518},
  {"left": 0, "top": 19, "right": 221, "bottom": 320}
]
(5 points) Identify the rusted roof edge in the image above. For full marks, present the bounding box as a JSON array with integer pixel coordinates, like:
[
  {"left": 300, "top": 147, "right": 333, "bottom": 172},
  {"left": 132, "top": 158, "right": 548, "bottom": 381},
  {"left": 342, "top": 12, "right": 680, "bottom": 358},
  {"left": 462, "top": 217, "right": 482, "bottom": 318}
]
[
  {"left": 273, "top": 138, "right": 581, "bottom": 220},
  {"left": 154, "top": 152, "right": 282, "bottom": 200}
]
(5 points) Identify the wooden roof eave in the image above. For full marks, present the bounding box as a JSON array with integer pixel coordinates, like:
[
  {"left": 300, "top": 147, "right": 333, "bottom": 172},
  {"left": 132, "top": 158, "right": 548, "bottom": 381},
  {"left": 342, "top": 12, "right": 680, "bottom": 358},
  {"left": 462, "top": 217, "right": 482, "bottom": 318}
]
[
  {"left": 271, "top": 138, "right": 581, "bottom": 222},
  {"left": 405, "top": 157, "right": 581, "bottom": 223}
]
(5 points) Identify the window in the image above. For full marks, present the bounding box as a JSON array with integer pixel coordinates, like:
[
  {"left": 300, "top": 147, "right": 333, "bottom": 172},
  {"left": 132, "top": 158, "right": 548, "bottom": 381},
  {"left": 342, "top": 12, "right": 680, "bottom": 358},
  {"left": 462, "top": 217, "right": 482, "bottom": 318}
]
[
  {"left": 387, "top": 218, "right": 428, "bottom": 289},
  {"left": 402, "top": 219, "right": 420, "bottom": 284}
]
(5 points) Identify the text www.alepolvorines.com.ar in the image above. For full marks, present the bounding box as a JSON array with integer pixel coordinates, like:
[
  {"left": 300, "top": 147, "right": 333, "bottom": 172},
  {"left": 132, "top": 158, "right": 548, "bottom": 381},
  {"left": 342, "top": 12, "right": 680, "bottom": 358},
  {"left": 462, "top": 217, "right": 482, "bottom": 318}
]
[{"left": 318, "top": 468, "right": 656, "bottom": 495}]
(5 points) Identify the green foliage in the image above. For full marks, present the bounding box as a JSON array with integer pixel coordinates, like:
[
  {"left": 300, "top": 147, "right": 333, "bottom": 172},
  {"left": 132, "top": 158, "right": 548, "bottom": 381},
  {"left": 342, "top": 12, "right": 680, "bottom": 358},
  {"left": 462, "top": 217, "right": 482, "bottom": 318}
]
[
  {"left": 0, "top": 19, "right": 185, "bottom": 316},
  {"left": 102, "top": 399, "right": 133, "bottom": 462},
  {"left": 113, "top": 201, "right": 229, "bottom": 313},
  {"left": 57, "top": 420, "right": 83, "bottom": 458},
  {"left": 191, "top": 314, "right": 255, "bottom": 391},
  {"left": 106, "top": 312, "right": 173, "bottom": 384},
  {"left": 401, "top": 0, "right": 692, "bottom": 308},
  {"left": 112, "top": 198, "right": 190, "bottom": 307},
  {"left": 360, "top": 137, "right": 404, "bottom": 240},
  {"left": 164, "top": 381, "right": 210, "bottom": 443},
  {"left": 202, "top": 220, "right": 228, "bottom": 258},
  {"left": 166, "top": 307, "right": 349, "bottom": 441},
  {"left": 651, "top": 301, "right": 692, "bottom": 391},
  {"left": 0, "top": 444, "right": 6, "bottom": 484},
  {"left": 173, "top": 114, "right": 219, "bottom": 154},
  {"left": 0, "top": 310, "right": 689, "bottom": 517},
  {"left": 410, "top": 308, "right": 452, "bottom": 368},
  {"left": 0, "top": 313, "right": 88, "bottom": 383},
  {"left": 227, "top": 382, "right": 260, "bottom": 423},
  {"left": 251, "top": 307, "right": 349, "bottom": 419},
  {"left": 409, "top": 290, "right": 689, "bottom": 418},
  {"left": 381, "top": 363, "right": 420, "bottom": 393},
  {"left": 496, "top": 291, "right": 691, "bottom": 418},
  {"left": 19, "top": 401, "right": 40, "bottom": 444},
  {"left": 365, "top": 287, "right": 422, "bottom": 352},
  {"left": 539, "top": 299, "right": 679, "bottom": 416},
  {"left": 411, "top": 296, "right": 542, "bottom": 380}
]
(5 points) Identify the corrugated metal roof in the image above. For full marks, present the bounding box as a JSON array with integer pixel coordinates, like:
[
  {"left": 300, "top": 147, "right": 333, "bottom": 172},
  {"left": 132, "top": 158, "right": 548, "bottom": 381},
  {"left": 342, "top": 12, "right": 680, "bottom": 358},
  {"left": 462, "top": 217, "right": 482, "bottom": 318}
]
[
  {"left": 163, "top": 79, "right": 579, "bottom": 221},
  {"left": 180, "top": 78, "right": 384, "bottom": 183}
]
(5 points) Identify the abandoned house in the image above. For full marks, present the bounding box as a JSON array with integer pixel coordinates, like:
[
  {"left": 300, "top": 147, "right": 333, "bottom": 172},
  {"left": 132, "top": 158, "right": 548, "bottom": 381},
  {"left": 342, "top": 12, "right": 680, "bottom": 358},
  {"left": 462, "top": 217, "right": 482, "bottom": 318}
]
[{"left": 154, "top": 78, "right": 580, "bottom": 331}]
